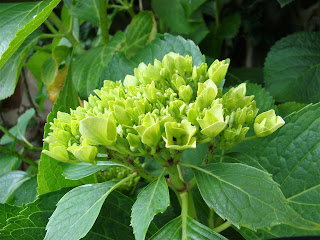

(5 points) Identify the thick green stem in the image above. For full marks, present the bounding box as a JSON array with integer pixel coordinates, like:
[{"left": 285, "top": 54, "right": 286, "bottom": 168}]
[
  {"left": 0, "top": 146, "right": 37, "bottom": 168},
  {"left": 213, "top": 221, "right": 232, "bottom": 233},
  {"left": 0, "top": 125, "right": 42, "bottom": 152},
  {"left": 180, "top": 192, "right": 188, "bottom": 240},
  {"left": 168, "top": 164, "right": 198, "bottom": 221},
  {"left": 49, "top": 12, "right": 80, "bottom": 47},
  {"left": 167, "top": 164, "right": 186, "bottom": 192},
  {"left": 99, "top": 0, "right": 109, "bottom": 44}
]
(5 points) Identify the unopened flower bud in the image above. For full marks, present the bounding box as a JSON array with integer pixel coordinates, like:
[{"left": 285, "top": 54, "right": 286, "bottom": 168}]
[
  {"left": 179, "top": 85, "right": 193, "bottom": 103},
  {"left": 124, "top": 75, "right": 139, "bottom": 88},
  {"left": 197, "top": 104, "right": 228, "bottom": 138},
  {"left": 207, "top": 59, "right": 230, "bottom": 86},
  {"left": 254, "top": 110, "right": 285, "bottom": 137},
  {"left": 196, "top": 79, "right": 218, "bottom": 109},
  {"left": 79, "top": 115, "right": 117, "bottom": 145},
  {"left": 43, "top": 142, "right": 71, "bottom": 163},
  {"left": 67, "top": 145, "right": 98, "bottom": 163}
]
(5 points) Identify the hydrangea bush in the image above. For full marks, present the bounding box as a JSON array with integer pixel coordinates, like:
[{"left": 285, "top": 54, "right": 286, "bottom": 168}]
[{"left": 41, "top": 53, "right": 320, "bottom": 240}]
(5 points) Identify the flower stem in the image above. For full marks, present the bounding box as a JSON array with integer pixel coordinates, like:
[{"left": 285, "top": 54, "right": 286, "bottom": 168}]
[
  {"left": 0, "top": 124, "right": 42, "bottom": 152},
  {"left": 44, "top": 20, "right": 58, "bottom": 34},
  {"left": 0, "top": 145, "right": 37, "bottom": 168},
  {"left": 49, "top": 12, "right": 80, "bottom": 47},
  {"left": 180, "top": 191, "right": 188, "bottom": 240},
  {"left": 213, "top": 221, "right": 232, "bottom": 233}
]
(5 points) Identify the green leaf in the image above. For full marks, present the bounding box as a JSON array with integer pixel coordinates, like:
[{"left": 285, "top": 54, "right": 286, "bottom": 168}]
[
  {"left": 84, "top": 191, "right": 135, "bottom": 240},
  {"left": 72, "top": 31, "right": 125, "bottom": 99},
  {"left": 276, "top": 101, "right": 307, "bottom": 118},
  {"left": 181, "top": 144, "right": 208, "bottom": 182},
  {"left": 151, "top": 216, "right": 227, "bottom": 239},
  {"left": 0, "top": 171, "right": 31, "bottom": 204},
  {"left": 0, "top": 108, "right": 35, "bottom": 145},
  {"left": 131, "top": 176, "right": 169, "bottom": 240},
  {"left": 64, "top": 0, "right": 101, "bottom": 26},
  {"left": 192, "top": 163, "right": 319, "bottom": 230},
  {"left": 217, "top": 13, "right": 241, "bottom": 39},
  {"left": 0, "top": 154, "right": 19, "bottom": 176},
  {"left": 8, "top": 177, "right": 38, "bottom": 206},
  {"left": 0, "top": 204, "right": 22, "bottom": 230},
  {"left": 0, "top": 34, "right": 40, "bottom": 100},
  {"left": 0, "top": 188, "right": 70, "bottom": 239},
  {"left": 277, "top": 0, "right": 294, "bottom": 7},
  {"left": 151, "top": 0, "right": 194, "bottom": 34},
  {"left": 61, "top": 161, "right": 125, "bottom": 180},
  {"left": 125, "top": 11, "right": 156, "bottom": 58},
  {"left": 44, "top": 181, "right": 118, "bottom": 240},
  {"left": 230, "top": 103, "right": 320, "bottom": 237},
  {"left": 37, "top": 56, "right": 91, "bottom": 195},
  {"left": 246, "top": 83, "right": 275, "bottom": 114},
  {"left": 41, "top": 57, "right": 57, "bottom": 84},
  {"left": 26, "top": 51, "right": 52, "bottom": 82},
  {"left": 179, "top": 0, "right": 206, "bottom": 17},
  {"left": 103, "top": 34, "right": 205, "bottom": 83},
  {"left": 264, "top": 31, "right": 320, "bottom": 103},
  {"left": 52, "top": 46, "right": 71, "bottom": 66},
  {"left": 0, "top": 0, "right": 60, "bottom": 68}
]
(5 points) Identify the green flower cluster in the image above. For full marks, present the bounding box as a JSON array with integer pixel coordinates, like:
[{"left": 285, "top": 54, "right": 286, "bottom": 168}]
[{"left": 43, "top": 52, "right": 284, "bottom": 164}]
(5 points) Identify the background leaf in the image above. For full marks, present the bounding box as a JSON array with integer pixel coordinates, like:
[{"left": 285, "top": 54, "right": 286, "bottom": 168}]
[
  {"left": 193, "top": 163, "right": 318, "bottom": 230},
  {"left": 264, "top": 31, "right": 320, "bottom": 103},
  {"left": 246, "top": 83, "right": 275, "bottom": 114},
  {"left": 226, "top": 67, "right": 263, "bottom": 85},
  {"left": 0, "top": 34, "right": 40, "bottom": 100},
  {"left": 228, "top": 103, "right": 320, "bottom": 237},
  {"left": 151, "top": 216, "right": 227, "bottom": 240},
  {"left": 26, "top": 50, "right": 52, "bottom": 82},
  {"left": 61, "top": 161, "right": 124, "bottom": 180},
  {"left": 64, "top": 0, "right": 101, "bottom": 26},
  {"left": 44, "top": 181, "right": 118, "bottom": 240},
  {"left": 84, "top": 191, "right": 135, "bottom": 240},
  {"left": 0, "top": 204, "right": 22, "bottom": 230},
  {"left": 151, "top": 0, "right": 194, "bottom": 34},
  {"left": 131, "top": 176, "right": 170, "bottom": 240},
  {"left": 0, "top": 0, "right": 60, "bottom": 68},
  {"left": 277, "top": 0, "right": 294, "bottom": 7},
  {"left": 0, "top": 108, "right": 35, "bottom": 145},
  {"left": 125, "top": 11, "right": 156, "bottom": 58},
  {"left": 0, "top": 154, "right": 19, "bottom": 176},
  {"left": 37, "top": 58, "right": 93, "bottom": 195},
  {"left": 8, "top": 177, "right": 38, "bottom": 206},
  {"left": 72, "top": 31, "right": 125, "bottom": 99},
  {"left": 103, "top": 34, "right": 205, "bottom": 83},
  {"left": 276, "top": 102, "right": 308, "bottom": 118},
  {"left": 0, "top": 188, "right": 70, "bottom": 239},
  {"left": 0, "top": 171, "right": 32, "bottom": 204}
]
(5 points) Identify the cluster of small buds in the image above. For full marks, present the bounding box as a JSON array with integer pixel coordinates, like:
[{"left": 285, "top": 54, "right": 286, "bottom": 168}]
[
  {"left": 43, "top": 52, "right": 285, "bottom": 165},
  {"left": 96, "top": 165, "right": 141, "bottom": 194}
]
